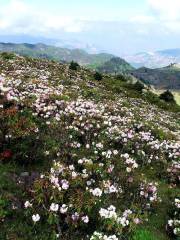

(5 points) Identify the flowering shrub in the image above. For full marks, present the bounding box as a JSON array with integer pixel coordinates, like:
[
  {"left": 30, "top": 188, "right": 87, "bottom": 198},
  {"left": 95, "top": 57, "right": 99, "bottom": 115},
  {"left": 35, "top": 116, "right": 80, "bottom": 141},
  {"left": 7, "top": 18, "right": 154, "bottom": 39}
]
[
  {"left": 0, "top": 54, "right": 179, "bottom": 239},
  {"left": 167, "top": 198, "right": 180, "bottom": 238},
  {"left": 90, "top": 232, "right": 118, "bottom": 240},
  {"left": 167, "top": 161, "right": 180, "bottom": 185}
]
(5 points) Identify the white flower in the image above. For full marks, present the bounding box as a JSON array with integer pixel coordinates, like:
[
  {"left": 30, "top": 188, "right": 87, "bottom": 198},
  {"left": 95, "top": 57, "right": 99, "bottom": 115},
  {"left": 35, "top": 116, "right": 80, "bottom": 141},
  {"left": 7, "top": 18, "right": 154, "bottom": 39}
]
[
  {"left": 82, "top": 215, "right": 89, "bottom": 223},
  {"left": 113, "top": 150, "right": 118, "bottom": 155},
  {"left": 69, "top": 165, "right": 75, "bottom": 170},
  {"left": 24, "top": 201, "right": 32, "bottom": 208},
  {"left": 86, "top": 144, "right": 90, "bottom": 149},
  {"left": 87, "top": 180, "right": 92, "bottom": 186},
  {"left": 50, "top": 203, "right": 59, "bottom": 212},
  {"left": 78, "top": 159, "right": 83, "bottom": 164},
  {"left": 72, "top": 171, "right": 78, "bottom": 178},
  {"left": 126, "top": 167, "right": 132, "bottom": 173},
  {"left": 134, "top": 218, "right": 140, "bottom": 224},
  {"left": 60, "top": 204, "right": 68, "bottom": 214},
  {"left": 90, "top": 188, "right": 103, "bottom": 197},
  {"left": 72, "top": 212, "right": 79, "bottom": 221},
  {"left": 61, "top": 179, "right": 69, "bottom": 190},
  {"left": 175, "top": 198, "right": 180, "bottom": 208},
  {"left": 104, "top": 235, "right": 118, "bottom": 240},
  {"left": 173, "top": 228, "right": 178, "bottom": 235},
  {"left": 32, "top": 214, "right": 40, "bottom": 222},
  {"left": 168, "top": 219, "right": 173, "bottom": 226},
  {"left": 99, "top": 205, "right": 117, "bottom": 220},
  {"left": 109, "top": 185, "right": 118, "bottom": 193}
]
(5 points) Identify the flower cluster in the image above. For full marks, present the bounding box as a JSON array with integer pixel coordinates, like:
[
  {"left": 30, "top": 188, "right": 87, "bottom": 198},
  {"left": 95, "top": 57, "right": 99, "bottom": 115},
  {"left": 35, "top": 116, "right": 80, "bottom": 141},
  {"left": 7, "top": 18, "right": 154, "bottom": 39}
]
[
  {"left": 167, "top": 198, "right": 180, "bottom": 237},
  {"left": 140, "top": 182, "right": 159, "bottom": 205},
  {"left": 167, "top": 161, "right": 180, "bottom": 184},
  {"left": 90, "top": 231, "right": 118, "bottom": 240}
]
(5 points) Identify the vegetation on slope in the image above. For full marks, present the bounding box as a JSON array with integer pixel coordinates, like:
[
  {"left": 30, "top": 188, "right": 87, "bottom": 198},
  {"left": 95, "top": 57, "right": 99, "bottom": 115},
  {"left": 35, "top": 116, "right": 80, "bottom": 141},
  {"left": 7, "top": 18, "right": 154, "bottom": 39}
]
[
  {"left": 131, "top": 64, "right": 180, "bottom": 90},
  {"left": 0, "top": 42, "right": 114, "bottom": 67},
  {"left": 0, "top": 53, "right": 179, "bottom": 240},
  {"left": 96, "top": 57, "right": 134, "bottom": 74}
]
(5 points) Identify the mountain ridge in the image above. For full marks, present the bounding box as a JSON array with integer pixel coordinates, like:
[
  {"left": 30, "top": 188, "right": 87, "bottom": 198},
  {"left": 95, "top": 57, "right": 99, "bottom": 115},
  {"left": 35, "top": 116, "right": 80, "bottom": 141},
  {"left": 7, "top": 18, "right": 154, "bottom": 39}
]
[
  {"left": 124, "top": 48, "right": 180, "bottom": 69},
  {"left": 0, "top": 42, "right": 115, "bottom": 67},
  {"left": 131, "top": 64, "right": 180, "bottom": 89}
]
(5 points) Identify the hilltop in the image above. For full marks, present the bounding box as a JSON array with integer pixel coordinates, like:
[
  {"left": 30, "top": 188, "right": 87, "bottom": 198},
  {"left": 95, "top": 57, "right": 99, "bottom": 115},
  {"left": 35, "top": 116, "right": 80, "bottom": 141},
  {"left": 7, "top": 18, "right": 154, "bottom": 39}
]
[
  {"left": 0, "top": 53, "right": 179, "bottom": 240},
  {"left": 96, "top": 57, "right": 134, "bottom": 74},
  {"left": 131, "top": 65, "right": 180, "bottom": 90}
]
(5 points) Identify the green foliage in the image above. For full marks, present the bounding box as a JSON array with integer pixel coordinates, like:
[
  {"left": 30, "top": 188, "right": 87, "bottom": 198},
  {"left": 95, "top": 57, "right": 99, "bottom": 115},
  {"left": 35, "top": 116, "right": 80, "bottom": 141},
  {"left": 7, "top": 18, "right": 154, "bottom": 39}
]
[
  {"left": 96, "top": 57, "right": 134, "bottom": 74},
  {"left": 131, "top": 81, "right": 145, "bottom": 92},
  {"left": 69, "top": 61, "right": 80, "bottom": 71},
  {"left": 116, "top": 74, "right": 128, "bottom": 81},
  {"left": 159, "top": 90, "right": 176, "bottom": 103},
  {"left": 94, "top": 71, "right": 103, "bottom": 81},
  {"left": 0, "top": 52, "right": 16, "bottom": 60},
  {"left": 142, "top": 91, "right": 180, "bottom": 112},
  {"left": 0, "top": 43, "right": 114, "bottom": 67},
  {"left": 132, "top": 229, "right": 160, "bottom": 240},
  {"left": 131, "top": 66, "right": 180, "bottom": 90}
]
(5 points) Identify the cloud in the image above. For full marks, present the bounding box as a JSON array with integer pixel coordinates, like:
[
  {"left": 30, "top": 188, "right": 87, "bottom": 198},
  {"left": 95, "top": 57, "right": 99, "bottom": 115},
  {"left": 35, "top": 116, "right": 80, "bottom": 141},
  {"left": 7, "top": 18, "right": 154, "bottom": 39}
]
[
  {"left": 148, "top": 0, "right": 180, "bottom": 21},
  {"left": 0, "top": 0, "right": 85, "bottom": 36},
  {"left": 129, "top": 0, "right": 180, "bottom": 35},
  {"left": 0, "top": 0, "right": 180, "bottom": 54},
  {"left": 130, "top": 15, "right": 155, "bottom": 24},
  {"left": 147, "top": 0, "right": 180, "bottom": 33}
]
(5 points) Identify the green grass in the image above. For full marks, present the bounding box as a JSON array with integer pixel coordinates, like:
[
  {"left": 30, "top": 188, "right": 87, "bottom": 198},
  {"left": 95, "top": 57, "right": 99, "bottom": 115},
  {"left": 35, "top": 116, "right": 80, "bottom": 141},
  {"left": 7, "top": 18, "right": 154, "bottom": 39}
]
[
  {"left": 173, "top": 91, "right": 180, "bottom": 105},
  {"left": 153, "top": 89, "right": 180, "bottom": 106},
  {"left": 131, "top": 229, "right": 168, "bottom": 240}
]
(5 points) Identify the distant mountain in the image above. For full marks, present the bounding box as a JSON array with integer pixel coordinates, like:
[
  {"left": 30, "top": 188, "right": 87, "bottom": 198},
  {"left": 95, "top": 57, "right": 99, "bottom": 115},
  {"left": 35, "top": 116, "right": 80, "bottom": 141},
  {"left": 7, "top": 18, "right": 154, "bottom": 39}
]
[
  {"left": 0, "top": 35, "right": 99, "bottom": 54},
  {"left": 0, "top": 42, "right": 113, "bottom": 66},
  {"left": 0, "top": 42, "right": 133, "bottom": 73},
  {"left": 96, "top": 57, "right": 134, "bottom": 74},
  {"left": 124, "top": 48, "right": 180, "bottom": 69},
  {"left": 131, "top": 63, "right": 180, "bottom": 89}
]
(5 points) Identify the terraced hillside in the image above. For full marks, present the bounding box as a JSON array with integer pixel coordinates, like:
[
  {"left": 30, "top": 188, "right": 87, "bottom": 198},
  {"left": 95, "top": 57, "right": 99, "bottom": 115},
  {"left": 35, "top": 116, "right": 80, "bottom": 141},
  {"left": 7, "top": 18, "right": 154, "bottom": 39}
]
[{"left": 0, "top": 53, "right": 179, "bottom": 240}]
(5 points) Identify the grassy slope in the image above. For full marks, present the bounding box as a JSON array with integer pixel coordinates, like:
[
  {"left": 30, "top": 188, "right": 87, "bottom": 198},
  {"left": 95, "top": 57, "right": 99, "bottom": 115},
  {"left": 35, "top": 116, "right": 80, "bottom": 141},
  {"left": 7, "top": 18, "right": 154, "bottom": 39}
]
[
  {"left": 0, "top": 53, "right": 179, "bottom": 240},
  {"left": 153, "top": 89, "right": 180, "bottom": 106}
]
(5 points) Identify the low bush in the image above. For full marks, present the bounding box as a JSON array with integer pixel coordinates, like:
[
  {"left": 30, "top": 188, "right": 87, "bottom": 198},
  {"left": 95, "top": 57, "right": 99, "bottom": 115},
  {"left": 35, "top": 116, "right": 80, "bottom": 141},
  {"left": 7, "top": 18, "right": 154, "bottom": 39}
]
[
  {"left": 69, "top": 61, "right": 80, "bottom": 71},
  {"left": 94, "top": 72, "right": 103, "bottom": 81}
]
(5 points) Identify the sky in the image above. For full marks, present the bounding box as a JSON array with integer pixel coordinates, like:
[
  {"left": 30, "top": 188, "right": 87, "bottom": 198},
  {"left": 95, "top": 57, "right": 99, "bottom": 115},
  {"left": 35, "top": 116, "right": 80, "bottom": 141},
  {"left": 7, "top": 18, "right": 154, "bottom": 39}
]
[{"left": 0, "top": 0, "right": 180, "bottom": 55}]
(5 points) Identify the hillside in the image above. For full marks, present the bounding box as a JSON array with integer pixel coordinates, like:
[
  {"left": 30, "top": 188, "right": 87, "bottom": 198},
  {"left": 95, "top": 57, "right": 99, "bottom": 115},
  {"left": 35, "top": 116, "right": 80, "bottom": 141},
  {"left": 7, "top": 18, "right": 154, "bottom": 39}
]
[
  {"left": 131, "top": 64, "right": 180, "bottom": 90},
  {"left": 96, "top": 57, "right": 134, "bottom": 74},
  {"left": 0, "top": 53, "right": 179, "bottom": 240},
  {"left": 124, "top": 49, "right": 180, "bottom": 69},
  {"left": 0, "top": 42, "right": 114, "bottom": 67}
]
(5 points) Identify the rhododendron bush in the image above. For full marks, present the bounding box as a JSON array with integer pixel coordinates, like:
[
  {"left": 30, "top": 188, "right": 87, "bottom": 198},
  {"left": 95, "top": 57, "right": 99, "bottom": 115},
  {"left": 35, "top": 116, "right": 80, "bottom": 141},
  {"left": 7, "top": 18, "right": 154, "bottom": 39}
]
[{"left": 0, "top": 54, "right": 179, "bottom": 239}]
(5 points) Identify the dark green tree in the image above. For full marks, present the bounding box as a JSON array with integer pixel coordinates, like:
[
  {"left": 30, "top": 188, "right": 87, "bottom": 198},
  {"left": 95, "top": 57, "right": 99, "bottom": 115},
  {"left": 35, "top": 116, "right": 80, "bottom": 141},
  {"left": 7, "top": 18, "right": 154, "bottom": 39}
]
[
  {"left": 94, "top": 72, "right": 103, "bottom": 81},
  {"left": 132, "top": 81, "right": 144, "bottom": 92},
  {"left": 69, "top": 61, "right": 80, "bottom": 71},
  {"left": 116, "top": 74, "right": 127, "bottom": 82},
  {"left": 159, "top": 90, "right": 176, "bottom": 103}
]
